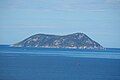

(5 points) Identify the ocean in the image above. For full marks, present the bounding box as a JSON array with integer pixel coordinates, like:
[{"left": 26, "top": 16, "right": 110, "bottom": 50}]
[{"left": 0, "top": 45, "right": 120, "bottom": 80}]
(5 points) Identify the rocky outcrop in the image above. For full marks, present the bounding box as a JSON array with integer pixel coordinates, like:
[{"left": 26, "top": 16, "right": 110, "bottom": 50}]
[{"left": 13, "top": 33, "right": 103, "bottom": 49}]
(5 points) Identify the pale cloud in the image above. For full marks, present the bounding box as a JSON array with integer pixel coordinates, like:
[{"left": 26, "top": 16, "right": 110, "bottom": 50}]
[
  {"left": 88, "top": 9, "right": 105, "bottom": 12},
  {"left": 0, "top": 25, "right": 61, "bottom": 29},
  {"left": 106, "top": 0, "right": 120, "bottom": 3},
  {"left": 1, "top": 0, "right": 119, "bottom": 12}
]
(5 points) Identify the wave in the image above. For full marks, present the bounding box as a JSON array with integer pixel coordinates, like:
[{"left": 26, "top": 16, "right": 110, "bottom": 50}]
[{"left": 0, "top": 51, "right": 120, "bottom": 59}]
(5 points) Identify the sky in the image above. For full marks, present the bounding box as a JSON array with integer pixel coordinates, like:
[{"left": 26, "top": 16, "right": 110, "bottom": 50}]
[{"left": 0, "top": 0, "right": 120, "bottom": 48}]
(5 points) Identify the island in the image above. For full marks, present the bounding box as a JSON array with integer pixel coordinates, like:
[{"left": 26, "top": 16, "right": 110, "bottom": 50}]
[{"left": 13, "top": 33, "right": 103, "bottom": 49}]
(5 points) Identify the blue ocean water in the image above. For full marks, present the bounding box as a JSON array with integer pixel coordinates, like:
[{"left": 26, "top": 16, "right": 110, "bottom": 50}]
[{"left": 0, "top": 45, "right": 120, "bottom": 80}]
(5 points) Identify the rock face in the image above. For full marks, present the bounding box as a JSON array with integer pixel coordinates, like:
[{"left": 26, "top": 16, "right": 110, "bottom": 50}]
[{"left": 13, "top": 33, "right": 103, "bottom": 49}]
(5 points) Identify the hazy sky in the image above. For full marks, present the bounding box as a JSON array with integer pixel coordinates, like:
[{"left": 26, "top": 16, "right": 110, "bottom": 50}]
[{"left": 0, "top": 0, "right": 120, "bottom": 48}]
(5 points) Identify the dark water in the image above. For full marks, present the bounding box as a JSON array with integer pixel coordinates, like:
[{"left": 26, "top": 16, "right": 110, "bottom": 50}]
[{"left": 0, "top": 46, "right": 120, "bottom": 80}]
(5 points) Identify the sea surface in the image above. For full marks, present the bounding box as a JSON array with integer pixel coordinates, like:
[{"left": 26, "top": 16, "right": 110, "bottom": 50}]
[{"left": 0, "top": 45, "right": 120, "bottom": 80}]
